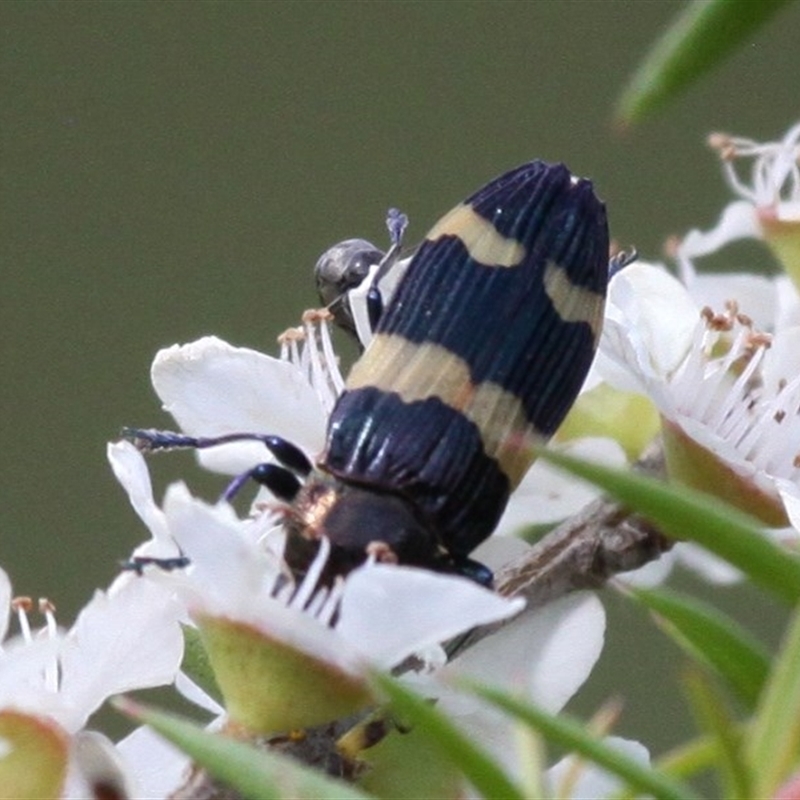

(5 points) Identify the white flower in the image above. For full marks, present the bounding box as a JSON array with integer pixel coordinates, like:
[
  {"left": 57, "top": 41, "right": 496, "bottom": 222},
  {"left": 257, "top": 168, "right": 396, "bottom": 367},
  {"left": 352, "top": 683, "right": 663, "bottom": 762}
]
[
  {"left": 598, "top": 262, "right": 800, "bottom": 579},
  {"left": 679, "top": 122, "right": 800, "bottom": 294},
  {"left": 114, "top": 305, "right": 618, "bottom": 792},
  {"left": 683, "top": 122, "right": 800, "bottom": 250},
  {"left": 0, "top": 574, "right": 182, "bottom": 730},
  {"left": 0, "top": 565, "right": 183, "bottom": 797},
  {"left": 163, "top": 477, "right": 524, "bottom": 674}
]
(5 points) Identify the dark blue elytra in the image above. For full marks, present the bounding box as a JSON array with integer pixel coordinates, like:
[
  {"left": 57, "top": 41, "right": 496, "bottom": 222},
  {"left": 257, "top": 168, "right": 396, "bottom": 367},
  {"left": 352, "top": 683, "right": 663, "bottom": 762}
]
[{"left": 319, "top": 161, "right": 609, "bottom": 566}]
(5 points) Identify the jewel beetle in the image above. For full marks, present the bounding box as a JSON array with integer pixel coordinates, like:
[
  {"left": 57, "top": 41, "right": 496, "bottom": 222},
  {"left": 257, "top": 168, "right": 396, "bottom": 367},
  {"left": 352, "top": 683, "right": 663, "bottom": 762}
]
[{"left": 128, "top": 160, "right": 610, "bottom": 585}]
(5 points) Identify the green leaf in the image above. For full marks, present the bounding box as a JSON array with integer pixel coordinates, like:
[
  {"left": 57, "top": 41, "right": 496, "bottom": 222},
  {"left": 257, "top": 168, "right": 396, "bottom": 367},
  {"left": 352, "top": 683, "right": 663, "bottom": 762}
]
[
  {"left": 371, "top": 672, "right": 526, "bottom": 800},
  {"left": 682, "top": 667, "right": 752, "bottom": 799},
  {"left": 654, "top": 733, "right": 719, "bottom": 784},
  {"left": 748, "top": 603, "right": 800, "bottom": 797},
  {"left": 629, "top": 586, "right": 771, "bottom": 710},
  {"left": 615, "top": 0, "right": 791, "bottom": 127},
  {"left": 468, "top": 683, "right": 701, "bottom": 800},
  {"left": 181, "top": 625, "right": 223, "bottom": 706},
  {"left": 536, "top": 448, "right": 800, "bottom": 606},
  {"left": 114, "top": 698, "right": 371, "bottom": 800}
]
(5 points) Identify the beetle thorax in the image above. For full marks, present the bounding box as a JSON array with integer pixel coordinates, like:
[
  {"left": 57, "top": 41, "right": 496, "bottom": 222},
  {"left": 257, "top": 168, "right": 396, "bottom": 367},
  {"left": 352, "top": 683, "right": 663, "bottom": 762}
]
[{"left": 283, "top": 471, "right": 441, "bottom": 579}]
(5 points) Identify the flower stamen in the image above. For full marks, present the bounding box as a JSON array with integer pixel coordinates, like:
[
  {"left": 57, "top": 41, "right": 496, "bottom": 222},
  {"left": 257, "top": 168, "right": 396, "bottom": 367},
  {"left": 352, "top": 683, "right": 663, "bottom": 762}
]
[
  {"left": 38, "top": 598, "right": 58, "bottom": 639},
  {"left": 289, "top": 536, "right": 330, "bottom": 611},
  {"left": 278, "top": 311, "right": 345, "bottom": 416},
  {"left": 11, "top": 596, "right": 33, "bottom": 642},
  {"left": 709, "top": 123, "right": 800, "bottom": 210}
]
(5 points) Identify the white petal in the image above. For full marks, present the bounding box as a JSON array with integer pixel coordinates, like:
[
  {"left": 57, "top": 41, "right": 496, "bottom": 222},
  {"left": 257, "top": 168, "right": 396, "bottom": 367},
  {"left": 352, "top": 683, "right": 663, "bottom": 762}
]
[
  {"left": 336, "top": 565, "right": 524, "bottom": 668},
  {"left": 107, "top": 441, "right": 175, "bottom": 555},
  {"left": 116, "top": 725, "right": 190, "bottom": 798},
  {"left": 617, "top": 549, "right": 676, "bottom": 587},
  {"left": 349, "top": 255, "right": 413, "bottom": 347},
  {"left": 496, "top": 438, "right": 627, "bottom": 533},
  {"left": 777, "top": 200, "right": 800, "bottom": 222},
  {"left": 0, "top": 636, "right": 64, "bottom": 717},
  {"left": 175, "top": 670, "right": 224, "bottom": 716},
  {"left": 58, "top": 578, "right": 184, "bottom": 729},
  {"left": 439, "top": 593, "right": 605, "bottom": 782},
  {"left": 680, "top": 200, "right": 762, "bottom": 258},
  {"left": 601, "top": 263, "right": 699, "bottom": 389},
  {"left": 160, "top": 482, "right": 274, "bottom": 615},
  {"left": 0, "top": 567, "right": 11, "bottom": 642},
  {"left": 349, "top": 261, "right": 381, "bottom": 348},
  {"left": 64, "top": 731, "right": 140, "bottom": 800},
  {"left": 761, "top": 326, "right": 800, "bottom": 394},
  {"left": 777, "top": 478, "right": 800, "bottom": 532},
  {"left": 151, "top": 336, "right": 326, "bottom": 473},
  {"left": 447, "top": 592, "right": 605, "bottom": 713}
]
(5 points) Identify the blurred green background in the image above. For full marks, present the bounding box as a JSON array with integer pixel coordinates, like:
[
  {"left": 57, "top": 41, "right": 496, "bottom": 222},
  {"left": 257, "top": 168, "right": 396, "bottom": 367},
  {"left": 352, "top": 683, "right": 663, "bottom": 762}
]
[{"left": 1, "top": 0, "right": 796, "bottom": 753}]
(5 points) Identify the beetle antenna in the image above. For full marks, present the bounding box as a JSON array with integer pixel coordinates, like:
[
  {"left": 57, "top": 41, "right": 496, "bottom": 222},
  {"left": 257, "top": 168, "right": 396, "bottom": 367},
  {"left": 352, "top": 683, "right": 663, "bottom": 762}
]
[{"left": 122, "top": 428, "right": 313, "bottom": 475}]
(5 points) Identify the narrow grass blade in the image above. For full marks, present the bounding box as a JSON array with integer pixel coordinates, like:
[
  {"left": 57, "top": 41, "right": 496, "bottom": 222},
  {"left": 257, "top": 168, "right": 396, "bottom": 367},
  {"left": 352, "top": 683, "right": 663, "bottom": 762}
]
[
  {"left": 615, "top": 0, "right": 790, "bottom": 127},
  {"left": 682, "top": 666, "right": 752, "bottom": 799},
  {"left": 749, "top": 603, "right": 800, "bottom": 797}
]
